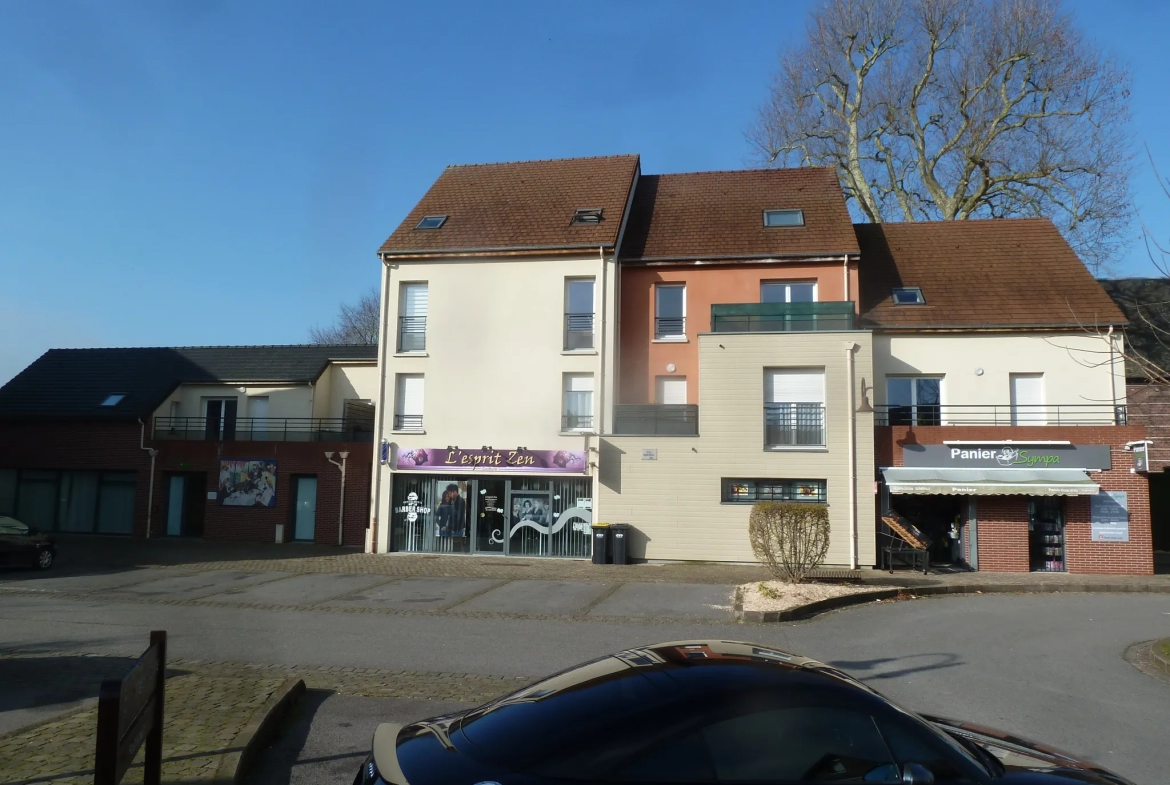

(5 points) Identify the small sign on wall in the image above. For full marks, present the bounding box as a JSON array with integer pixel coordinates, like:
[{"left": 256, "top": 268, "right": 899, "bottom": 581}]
[
  {"left": 206, "top": 491, "right": 217, "bottom": 501},
  {"left": 1090, "top": 491, "right": 1129, "bottom": 542},
  {"left": 642, "top": 449, "right": 658, "bottom": 461}
]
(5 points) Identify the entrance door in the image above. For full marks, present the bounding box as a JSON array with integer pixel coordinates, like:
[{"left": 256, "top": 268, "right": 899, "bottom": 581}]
[
  {"left": 292, "top": 476, "right": 317, "bottom": 541},
  {"left": 1028, "top": 497, "right": 1065, "bottom": 572},
  {"left": 509, "top": 490, "right": 552, "bottom": 556},
  {"left": 475, "top": 479, "right": 506, "bottom": 554},
  {"left": 166, "top": 476, "right": 185, "bottom": 536}
]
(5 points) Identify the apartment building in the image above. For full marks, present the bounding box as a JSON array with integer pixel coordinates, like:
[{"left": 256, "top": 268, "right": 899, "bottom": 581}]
[
  {"left": 0, "top": 345, "right": 377, "bottom": 545},
  {"left": 372, "top": 154, "right": 1155, "bottom": 574}
]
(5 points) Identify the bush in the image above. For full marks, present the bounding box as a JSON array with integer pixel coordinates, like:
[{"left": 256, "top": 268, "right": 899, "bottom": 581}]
[{"left": 748, "top": 502, "right": 830, "bottom": 584}]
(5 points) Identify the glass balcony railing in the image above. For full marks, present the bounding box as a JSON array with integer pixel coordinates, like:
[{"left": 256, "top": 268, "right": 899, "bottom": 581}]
[
  {"left": 874, "top": 404, "right": 1127, "bottom": 426},
  {"left": 153, "top": 417, "right": 375, "bottom": 442},
  {"left": 711, "top": 302, "right": 855, "bottom": 333},
  {"left": 613, "top": 404, "right": 699, "bottom": 435}
]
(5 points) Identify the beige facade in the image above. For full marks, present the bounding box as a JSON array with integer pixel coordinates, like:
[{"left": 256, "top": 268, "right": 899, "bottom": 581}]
[
  {"left": 873, "top": 332, "right": 1126, "bottom": 414},
  {"left": 372, "top": 253, "right": 619, "bottom": 553},
  {"left": 597, "top": 331, "right": 876, "bottom": 566}
]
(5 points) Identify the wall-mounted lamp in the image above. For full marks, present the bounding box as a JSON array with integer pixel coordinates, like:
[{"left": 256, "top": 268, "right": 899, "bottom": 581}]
[
  {"left": 856, "top": 377, "right": 875, "bottom": 414},
  {"left": 666, "top": 363, "right": 676, "bottom": 373}
]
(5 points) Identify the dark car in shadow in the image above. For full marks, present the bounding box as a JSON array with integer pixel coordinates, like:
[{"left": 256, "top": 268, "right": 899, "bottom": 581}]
[
  {"left": 0, "top": 515, "right": 56, "bottom": 570},
  {"left": 355, "top": 640, "right": 1133, "bottom": 785}
]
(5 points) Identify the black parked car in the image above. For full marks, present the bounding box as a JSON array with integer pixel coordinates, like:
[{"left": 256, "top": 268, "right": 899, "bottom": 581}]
[
  {"left": 0, "top": 515, "right": 56, "bottom": 570},
  {"left": 355, "top": 640, "right": 1133, "bottom": 785}
]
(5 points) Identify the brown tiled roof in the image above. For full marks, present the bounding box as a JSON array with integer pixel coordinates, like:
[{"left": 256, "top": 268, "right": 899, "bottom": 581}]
[
  {"left": 619, "top": 167, "right": 858, "bottom": 261},
  {"left": 857, "top": 218, "right": 1127, "bottom": 329},
  {"left": 378, "top": 155, "right": 640, "bottom": 256}
]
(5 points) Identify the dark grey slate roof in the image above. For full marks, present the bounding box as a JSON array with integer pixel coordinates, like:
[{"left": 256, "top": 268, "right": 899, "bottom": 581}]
[
  {"left": 0, "top": 345, "right": 378, "bottom": 421},
  {"left": 1099, "top": 278, "right": 1170, "bottom": 380}
]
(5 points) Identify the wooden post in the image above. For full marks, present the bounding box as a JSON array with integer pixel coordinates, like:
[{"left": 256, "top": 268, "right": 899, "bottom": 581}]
[{"left": 93, "top": 630, "right": 166, "bottom": 785}]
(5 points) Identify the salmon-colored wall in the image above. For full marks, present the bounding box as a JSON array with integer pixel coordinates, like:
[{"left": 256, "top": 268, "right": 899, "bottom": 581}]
[{"left": 618, "top": 261, "right": 859, "bottom": 404}]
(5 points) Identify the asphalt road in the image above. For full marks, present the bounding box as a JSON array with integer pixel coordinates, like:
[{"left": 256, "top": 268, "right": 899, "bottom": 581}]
[{"left": 2, "top": 573, "right": 1168, "bottom": 783}]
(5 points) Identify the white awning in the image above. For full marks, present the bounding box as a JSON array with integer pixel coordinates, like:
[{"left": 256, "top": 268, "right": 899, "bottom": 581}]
[{"left": 882, "top": 467, "right": 1099, "bottom": 497}]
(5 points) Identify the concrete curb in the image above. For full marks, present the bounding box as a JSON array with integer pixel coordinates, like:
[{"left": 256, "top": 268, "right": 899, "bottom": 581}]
[
  {"left": 214, "top": 676, "right": 306, "bottom": 784},
  {"left": 735, "top": 580, "right": 1170, "bottom": 623},
  {"left": 1152, "top": 639, "right": 1170, "bottom": 676}
]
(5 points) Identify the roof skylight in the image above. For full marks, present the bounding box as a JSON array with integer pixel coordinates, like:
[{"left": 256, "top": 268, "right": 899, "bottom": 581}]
[
  {"left": 571, "top": 208, "right": 604, "bottom": 224},
  {"left": 414, "top": 215, "right": 448, "bottom": 230},
  {"left": 892, "top": 287, "right": 926, "bottom": 305},
  {"left": 763, "top": 209, "right": 804, "bottom": 227},
  {"left": 101, "top": 393, "right": 126, "bottom": 407}
]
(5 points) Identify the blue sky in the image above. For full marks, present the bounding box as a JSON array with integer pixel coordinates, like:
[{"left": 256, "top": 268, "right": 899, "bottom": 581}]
[{"left": 1, "top": 0, "right": 1168, "bottom": 384}]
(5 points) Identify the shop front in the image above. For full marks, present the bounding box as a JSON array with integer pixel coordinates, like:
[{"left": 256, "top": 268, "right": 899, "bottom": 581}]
[
  {"left": 390, "top": 447, "right": 593, "bottom": 558},
  {"left": 876, "top": 432, "right": 1154, "bottom": 575}
]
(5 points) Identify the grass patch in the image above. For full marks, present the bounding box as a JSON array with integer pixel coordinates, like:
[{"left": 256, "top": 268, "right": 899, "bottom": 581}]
[
  {"left": 758, "top": 582, "right": 783, "bottom": 600},
  {"left": 1157, "top": 638, "right": 1170, "bottom": 659}
]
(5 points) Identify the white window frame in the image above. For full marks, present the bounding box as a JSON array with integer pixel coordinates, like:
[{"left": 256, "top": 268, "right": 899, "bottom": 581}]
[
  {"left": 886, "top": 376, "right": 944, "bottom": 425},
  {"left": 655, "top": 376, "right": 688, "bottom": 405},
  {"left": 1009, "top": 373, "right": 1045, "bottom": 426},
  {"left": 763, "top": 368, "right": 826, "bottom": 449},
  {"left": 398, "top": 282, "right": 428, "bottom": 354},
  {"left": 655, "top": 284, "right": 687, "bottom": 341},
  {"left": 394, "top": 374, "right": 425, "bottom": 432},
  {"left": 564, "top": 277, "right": 596, "bottom": 351},
  {"left": 562, "top": 373, "right": 595, "bottom": 432},
  {"left": 760, "top": 280, "right": 818, "bottom": 303}
]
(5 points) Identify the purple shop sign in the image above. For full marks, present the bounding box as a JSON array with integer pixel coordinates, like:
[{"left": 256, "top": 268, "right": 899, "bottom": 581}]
[{"left": 396, "top": 447, "right": 587, "bottom": 473}]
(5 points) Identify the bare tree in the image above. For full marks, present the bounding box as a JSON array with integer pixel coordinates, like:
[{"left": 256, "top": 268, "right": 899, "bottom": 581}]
[
  {"left": 310, "top": 286, "right": 380, "bottom": 345},
  {"left": 748, "top": 0, "right": 1133, "bottom": 274}
]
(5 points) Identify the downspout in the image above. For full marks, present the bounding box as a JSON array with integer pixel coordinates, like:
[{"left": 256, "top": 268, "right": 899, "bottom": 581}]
[
  {"left": 1107, "top": 325, "right": 1118, "bottom": 413},
  {"left": 598, "top": 245, "right": 607, "bottom": 435},
  {"left": 842, "top": 254, "right": 850, "bottom": 306},
  {"left": 138, "top": 419, "right": 159, "bottom": 538},
  {"left": 844, "top": 342, "right": 858, "bottom": 570},
  {"left": 370, "top": 256, "right": 393, "bottom": 552},
  {"left": 326, "top": 451, "right": 348, "bottom": 546}
]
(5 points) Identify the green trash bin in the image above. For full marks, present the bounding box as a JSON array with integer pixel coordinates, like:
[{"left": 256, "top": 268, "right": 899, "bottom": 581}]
[{"left": 610, "top": 523, "right": 630, "bottom": 565}]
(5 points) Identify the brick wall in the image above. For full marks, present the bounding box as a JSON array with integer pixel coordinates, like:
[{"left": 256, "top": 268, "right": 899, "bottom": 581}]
[
  {"left": 0, "top": 419, "right": 372, "bottom": 547},
  {"left": 875, "top": 425, "right": 1153, "bottom": 575},
  {"left": 1123, "top": 382, "right": 1170, "bottom": 471}
]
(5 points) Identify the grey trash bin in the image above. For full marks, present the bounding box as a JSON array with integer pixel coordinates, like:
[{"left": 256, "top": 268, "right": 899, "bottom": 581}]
[
  {"left": 591, "top": 523, "right": 610, "bottom": 564},
  {"left": 610, "top": 523, "right": 629, "bottom": 565}
]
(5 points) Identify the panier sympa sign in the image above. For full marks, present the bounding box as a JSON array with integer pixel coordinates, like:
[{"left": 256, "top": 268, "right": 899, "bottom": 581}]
[
  {"left": 901, "top": 444, "right": 1111, "bottom": 471},
  {"left": 396, "top": 448, "right": 587, "bottom": 473}
]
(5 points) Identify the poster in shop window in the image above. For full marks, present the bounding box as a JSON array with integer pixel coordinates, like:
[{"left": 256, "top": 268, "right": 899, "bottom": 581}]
[
  {"left": 1090, "top": 491, "right": 1128, "bottom": 542},
  {"left": 218, "top": 459, "right": 277, "bottom": 507},
  {"left": 435, "top": 481, "right": 468, "bottom": 538}
]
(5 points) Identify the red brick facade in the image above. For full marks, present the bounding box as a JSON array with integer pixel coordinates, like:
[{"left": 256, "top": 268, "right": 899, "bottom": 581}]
[
  {"left": 876, "top": 425, "right": 1154, "bottom": 575},
  {"left": 0, "top": 419, "right": 372, "bottom": 547}
]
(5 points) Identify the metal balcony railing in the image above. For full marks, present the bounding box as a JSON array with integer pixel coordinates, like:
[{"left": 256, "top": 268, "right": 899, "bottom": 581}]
[
  {"left": 613, "top": 404, "right": 699, "bottom": 435},
  {"left": 764, "top": 403, "right": 826, "bottom": 447},
  {"left": 393, "top": 414, "right": 424, "bottom": 431},
  {"left": 564, "top": 313, "right": 595, "bottom": 350},
  {"left": 397, "top": 316, "right": 427, "bottom": 352},
  {"left": 711, "top": 301, "right": 855, "bottom": 333},
  {"left": 874, "top": 404, "right": 1128, "bottom": 426},
  {"left": 654, "top": 316, "right": 686, "bottom": 339},
  {"left": 153, "top": 417, "right": 375, "bottom": 442},
  {"left": 562, "top": 413, "right": 594, "bottom": 431}
]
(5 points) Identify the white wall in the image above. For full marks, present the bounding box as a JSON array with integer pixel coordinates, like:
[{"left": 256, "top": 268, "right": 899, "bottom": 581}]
[
  {"left": 873, "top": 332, "right": 1126, "bottom": 411},
  {"left": 153, "top": 384, "right": 312, "bottom": 421},
  {"left": 598, "top": 331, "right": 876, "bottom": 566},
  {"left": 373, "top": 253, "right": 617, "bottom": 552},
  {"left": 326, "top": 363, "right": 379, "bottom": 419}
]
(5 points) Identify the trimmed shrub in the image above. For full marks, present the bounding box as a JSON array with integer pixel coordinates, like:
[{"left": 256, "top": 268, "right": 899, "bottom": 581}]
[{"left": 748, "top": 502, "right": 830, "bottom": 583}]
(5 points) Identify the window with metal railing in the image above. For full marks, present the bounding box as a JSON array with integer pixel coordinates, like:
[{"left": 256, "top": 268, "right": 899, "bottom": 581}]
[
  {"left": 398, "top": 282, "right": 428, "bottom": 352},
  {"left": 393, "top": 414, "right": 424, "bottom": 431},
  {"left": 563, "top": 373, "right": 594, "bottom": 431},
  {"left": 564, "top": 278, "right": 595, "bottom": 350},
  {"left": 655, "top": 284, "right": 686, "bottom": 339},
  {"left": 764, "top": 403, "right": 825, "bottom": 447}
]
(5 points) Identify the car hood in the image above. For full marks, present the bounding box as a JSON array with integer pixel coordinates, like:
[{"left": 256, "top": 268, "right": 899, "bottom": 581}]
[{"left": 925, "top": 715, "right": 1135, "bottom": 785}]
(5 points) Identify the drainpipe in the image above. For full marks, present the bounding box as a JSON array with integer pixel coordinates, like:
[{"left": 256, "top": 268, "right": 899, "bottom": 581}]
[
  {"left": 326, "top": 451, "right": 349, "bottom": 546},
  {"left": 597, "top": 245, "right": 607, "bottom": 435},
  {"left": 370, "top": 257, "right": 394, "bottom": 552},
  {"left": 844, "top": 342, "right": 859, "bottom": 570},
  {"left": 138, "top": 419, "right": 159, "bottom": 538},
  {"left": 842, "top": 254, "right": 850, "bottom": 306},
  {"left": 1107, "top": 325, "right": 1118, "bottom": 416}
]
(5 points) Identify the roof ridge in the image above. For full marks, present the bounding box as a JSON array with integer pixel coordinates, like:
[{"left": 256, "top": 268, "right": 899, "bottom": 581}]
[
  {"left": 853, "top": 216, "right": 1054, "bottom": 229},
  {"left": 446, "top": 153, "right": 640, "bottom": 169},
  {"left": 47, "top": 344, "right": 376, "bottom": 351},
  {"left": 647, "top": 165, "right": 835, "bottom": 178}
]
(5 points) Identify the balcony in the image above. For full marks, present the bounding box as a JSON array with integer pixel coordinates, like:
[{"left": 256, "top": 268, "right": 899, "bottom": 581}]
[
  {"left": 613, "top": 404, "right": 699, "bottom": 436},
  {"left": 874, "top": 404, "right": 1127, "bottom": 426},
  {"left": 711, "top": 302, "right": 855, "bottom": 333},
  {"left": 562, "top": 413, "right": 594, "bottom": 431},
  {"left": 764, "top": 403, "right": 825, "bottom": 447},
  {"left": 397, "top": 316, "right": 427, "bottom": 353},
  {"left": 564, "top": 313, "right": 595, "bottom": 350},
  {"left": 393, "top": 414, "right": 424, "bottom": 432},
  {"left": 153, "top": 417, "right": 375, "bottom": 443}
]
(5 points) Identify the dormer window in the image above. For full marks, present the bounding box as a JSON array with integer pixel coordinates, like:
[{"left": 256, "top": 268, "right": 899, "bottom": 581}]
[
  {"left": 571, "top": 208, "right": 604, "bottom": 225},
  {"left": 763, "top": 209, "right": 804, "bottom": 227},
  {"left": 414, "top": 215, "right": 448, "bottom": 230},
  {"left": 100, "top": 393, "right": 126, "bottom": 407},
  {"left": 892, "top": 287, "right": 926, "bottom": 305}
]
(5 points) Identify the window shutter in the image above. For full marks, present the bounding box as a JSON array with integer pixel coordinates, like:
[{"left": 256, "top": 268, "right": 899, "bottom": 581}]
[
  {"left": 1010, "top": 373, "right": 1043, "bottom": 424},
  {"left": 397, "top": 375, "right": 424, "bottom": 416},
  {"left": 656, "top": 377, "right": 687, "bottom": 405},
  {"left": 565, "top": 374, "right": 594, "bottom": 393},
  {"left": 766, "top": 369, "right": 824, "bottom": 403},
  {"left": 402, "top": 284, "right": 428, "bottom": 317}
]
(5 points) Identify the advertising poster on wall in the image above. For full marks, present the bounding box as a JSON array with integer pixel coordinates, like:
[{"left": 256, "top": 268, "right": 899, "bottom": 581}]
[
  {"left": 436, "top": 481, "right": 469, "bottom": 538},
  {"left": 1090, "top": 491, "right": 1129, "bottom": 542},
  {"left": 219, "top": 459, "right": 277, "bottom": 507}
]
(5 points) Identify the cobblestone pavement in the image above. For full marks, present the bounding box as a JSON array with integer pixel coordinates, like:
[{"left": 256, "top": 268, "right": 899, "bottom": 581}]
[{"left": 0, "top": 653, "right": 288, "bottom": 785}]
